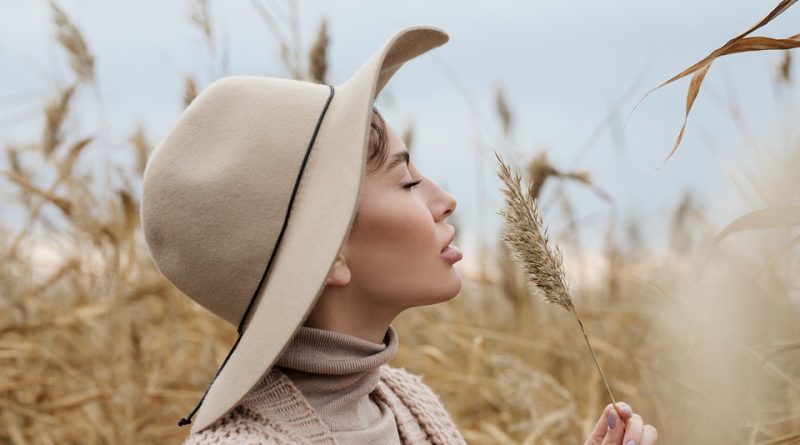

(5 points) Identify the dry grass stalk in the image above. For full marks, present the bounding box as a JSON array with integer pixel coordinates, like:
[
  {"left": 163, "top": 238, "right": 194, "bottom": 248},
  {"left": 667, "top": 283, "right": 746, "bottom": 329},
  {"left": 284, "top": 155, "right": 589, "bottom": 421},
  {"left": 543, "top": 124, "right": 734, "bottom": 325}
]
[
  {"left": 308, "top": 18, "right": 329, "bottom": 84},
  {"left": 5, "top": 145, "right": 24, "bottom": 179},
  {"left": 669, "top": 190, "right": 699, "bottom": 255},
  {"left": 250, "top": 0, "right": 304, "bottom": 80},
  {"left": 494, "top": 84, "right": 513, "bottom": 137},
  {"left": 778, "top": 51, "right": 792, "bottom": 83},
  {"left": 628, "top": 0, "right": 799, "bottom": 164},
  {"left": 526, "top": 151, "right": 591, "bottom": 201},
  {"left": 129, "top": 123, "right": 151, "bottom": 177},
  {"left": 49, "top": 0, "right": 95, "bottom": 83},
  {"left": 3, "top": 171, "right": 72, "bottom": 216},
  {"left": 4, "top": 136, "right": 91, "bottom": 258},
  {"left": 41, "top": 83, "right": 77, "bottom": 158},
  {"left": 183, "top": 77, "right": 198, "bottom": 109},
  {"left": 494, "top": 150, "right": 619, "bottom": 413},
  {"left": 189, "top": 0, "right": 214, "bottom": 55},
  {"left": 56, "top": 137, "right": 92, "bottom": 185}
]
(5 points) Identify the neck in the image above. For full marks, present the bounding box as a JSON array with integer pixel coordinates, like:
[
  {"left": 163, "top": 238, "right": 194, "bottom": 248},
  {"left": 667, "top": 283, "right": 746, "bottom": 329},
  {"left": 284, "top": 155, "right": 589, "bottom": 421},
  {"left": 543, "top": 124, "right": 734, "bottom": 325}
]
[
  {"left": 304, "top": 285, "right": 403, "bottom": 344},
  {"left": 271, "top": 323, "right": 400, "bottom": 432}
]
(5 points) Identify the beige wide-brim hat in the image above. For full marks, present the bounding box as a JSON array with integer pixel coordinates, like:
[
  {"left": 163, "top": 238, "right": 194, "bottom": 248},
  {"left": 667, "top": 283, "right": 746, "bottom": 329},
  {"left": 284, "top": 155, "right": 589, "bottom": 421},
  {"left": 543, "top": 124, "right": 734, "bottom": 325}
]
[{"left": 139, "top": 25, "right": 449, "bottom": 434}]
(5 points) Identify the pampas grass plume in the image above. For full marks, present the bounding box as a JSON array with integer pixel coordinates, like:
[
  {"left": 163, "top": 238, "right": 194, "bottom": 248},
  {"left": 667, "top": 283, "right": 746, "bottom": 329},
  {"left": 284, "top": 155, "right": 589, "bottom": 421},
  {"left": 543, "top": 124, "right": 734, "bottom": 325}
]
[{"left": 494, "top": 150, "right": 620, "bottom": 414}]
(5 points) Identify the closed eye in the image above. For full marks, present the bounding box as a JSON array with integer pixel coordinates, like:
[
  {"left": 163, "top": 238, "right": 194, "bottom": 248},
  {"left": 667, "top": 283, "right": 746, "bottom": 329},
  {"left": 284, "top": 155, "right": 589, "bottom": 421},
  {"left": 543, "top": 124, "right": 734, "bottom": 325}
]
[{"left": 403, "top": 179, "right": 423, "bottom": 190}]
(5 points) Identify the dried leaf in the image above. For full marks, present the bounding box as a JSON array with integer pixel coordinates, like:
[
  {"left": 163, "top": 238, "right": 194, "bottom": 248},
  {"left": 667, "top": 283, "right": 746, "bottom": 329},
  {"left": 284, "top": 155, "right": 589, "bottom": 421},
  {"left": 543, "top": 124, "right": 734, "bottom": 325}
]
[
  {"left": 725, "top": 33, "right": 800, "bottom": 54},
  {"left": 663, "top": 62, "right": 712, "bottom": 163},
  {"left": 713, "top": 206, "right": 800, "bottom": 245},
  {"left": 629, "top": 0, "right": 798, "bottom": 163},
  {"left": 650, "top": 0, "right": 797, "bottom": 93}
]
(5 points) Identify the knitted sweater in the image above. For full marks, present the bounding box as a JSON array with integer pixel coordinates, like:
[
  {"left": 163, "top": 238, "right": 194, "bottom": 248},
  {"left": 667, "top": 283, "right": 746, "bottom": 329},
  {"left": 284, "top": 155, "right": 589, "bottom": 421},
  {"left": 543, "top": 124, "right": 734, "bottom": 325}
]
[
  {"left": 182, "top": 326, "right": 467, "bottom": 445},
  {"left": 271, "top": 324, "right": 403, "bottom": 444}
]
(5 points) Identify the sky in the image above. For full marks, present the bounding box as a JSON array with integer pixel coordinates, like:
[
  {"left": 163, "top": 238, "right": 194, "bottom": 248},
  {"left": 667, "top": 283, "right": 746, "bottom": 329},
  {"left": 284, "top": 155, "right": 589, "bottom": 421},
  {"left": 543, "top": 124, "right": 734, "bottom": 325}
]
[{"left": 1, "top": 0, "right": 799, "bottom": 276}]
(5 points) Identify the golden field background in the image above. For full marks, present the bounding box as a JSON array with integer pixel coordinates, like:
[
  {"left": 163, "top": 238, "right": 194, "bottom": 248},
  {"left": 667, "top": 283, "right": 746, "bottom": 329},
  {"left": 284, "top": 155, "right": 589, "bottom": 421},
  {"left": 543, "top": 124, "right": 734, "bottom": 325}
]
[{"left": 1, "top": 1, "right": 799, "bottom": 444}]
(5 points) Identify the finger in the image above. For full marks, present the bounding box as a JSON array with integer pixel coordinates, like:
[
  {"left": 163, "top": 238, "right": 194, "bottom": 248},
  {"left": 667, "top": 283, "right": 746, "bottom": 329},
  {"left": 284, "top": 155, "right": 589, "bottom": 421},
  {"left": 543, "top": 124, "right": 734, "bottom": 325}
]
[
  {"left": 600, "top": 408, "right": 626, "bottom": 445},
  {"left": 641, "top": 425, "right": 658, "bottom": 445},
  {"left": 615, "top": 402, "right": 633, "bottom": 421},
  {"left": 622, "top": 413, "right": 643, "bottom": 445},
  {"left": 587, "top": 403, "right": 631, "bottom": 440}
]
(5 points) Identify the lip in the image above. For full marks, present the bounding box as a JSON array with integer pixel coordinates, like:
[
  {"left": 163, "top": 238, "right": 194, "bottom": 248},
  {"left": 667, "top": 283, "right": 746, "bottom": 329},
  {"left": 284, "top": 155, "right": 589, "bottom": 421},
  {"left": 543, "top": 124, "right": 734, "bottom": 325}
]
[
  {"left": 440, "top": 231, "right": 456, "bottom": 253},
  {"left": 440, "top": 244, "right": 463, "bottom": 263}
]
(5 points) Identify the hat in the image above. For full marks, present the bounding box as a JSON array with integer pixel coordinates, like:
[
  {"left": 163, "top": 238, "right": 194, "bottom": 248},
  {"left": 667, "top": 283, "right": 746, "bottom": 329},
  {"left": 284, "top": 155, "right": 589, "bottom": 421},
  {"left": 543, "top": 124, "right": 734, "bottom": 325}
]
[{"left": 139, "top": 25, "right": 450, "bottom": 434}]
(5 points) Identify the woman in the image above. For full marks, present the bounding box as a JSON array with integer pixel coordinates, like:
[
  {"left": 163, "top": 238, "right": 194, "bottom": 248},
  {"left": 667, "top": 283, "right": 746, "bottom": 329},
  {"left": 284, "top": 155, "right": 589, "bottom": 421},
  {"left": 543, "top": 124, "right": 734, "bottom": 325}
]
[{"left": 140, "top": 25, "right": 658, "bottom": 445}]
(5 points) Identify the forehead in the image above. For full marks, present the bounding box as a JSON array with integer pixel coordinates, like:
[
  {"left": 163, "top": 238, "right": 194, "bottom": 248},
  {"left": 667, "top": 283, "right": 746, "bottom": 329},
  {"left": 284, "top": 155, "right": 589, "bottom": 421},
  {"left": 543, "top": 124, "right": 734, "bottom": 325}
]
[{"left": 378, "top": 121, "right": 412, "bottom": 170}]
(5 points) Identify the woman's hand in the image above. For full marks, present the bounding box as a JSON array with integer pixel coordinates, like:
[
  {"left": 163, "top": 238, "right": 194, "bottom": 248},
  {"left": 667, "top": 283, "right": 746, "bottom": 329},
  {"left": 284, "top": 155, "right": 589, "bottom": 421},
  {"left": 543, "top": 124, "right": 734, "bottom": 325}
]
[{"left": 583, "top": 402, "right": 658, "bottom": 445}]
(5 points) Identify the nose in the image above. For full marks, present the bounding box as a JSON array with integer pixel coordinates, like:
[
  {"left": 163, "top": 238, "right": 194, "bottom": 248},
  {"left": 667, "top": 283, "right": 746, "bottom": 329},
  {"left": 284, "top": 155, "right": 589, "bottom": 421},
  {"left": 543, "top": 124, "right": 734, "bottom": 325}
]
[{"left": 439, "top": 190, "right": 457, "bottom": 222}]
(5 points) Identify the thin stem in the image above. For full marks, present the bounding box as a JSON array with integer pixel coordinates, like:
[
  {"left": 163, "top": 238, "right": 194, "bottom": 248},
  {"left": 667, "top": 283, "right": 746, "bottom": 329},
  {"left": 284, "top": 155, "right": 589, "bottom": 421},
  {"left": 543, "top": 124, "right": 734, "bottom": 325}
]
[{"left": 575, "top": 314, "right": 620, "bottom": 415}]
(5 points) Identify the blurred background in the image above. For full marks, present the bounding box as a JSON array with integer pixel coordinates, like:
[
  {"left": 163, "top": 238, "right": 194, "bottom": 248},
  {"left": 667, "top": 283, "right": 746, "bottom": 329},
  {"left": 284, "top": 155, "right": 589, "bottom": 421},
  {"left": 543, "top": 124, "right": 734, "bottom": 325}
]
[{"left": 1, "top": 0, "right": 798, "bottom": 444}]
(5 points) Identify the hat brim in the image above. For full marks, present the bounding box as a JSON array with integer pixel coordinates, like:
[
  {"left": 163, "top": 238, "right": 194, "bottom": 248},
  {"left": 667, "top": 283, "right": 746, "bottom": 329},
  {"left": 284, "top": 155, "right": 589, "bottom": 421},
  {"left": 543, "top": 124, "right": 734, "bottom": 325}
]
[{"left": 188, "top": 25, "right": 449, "bottom": 434}]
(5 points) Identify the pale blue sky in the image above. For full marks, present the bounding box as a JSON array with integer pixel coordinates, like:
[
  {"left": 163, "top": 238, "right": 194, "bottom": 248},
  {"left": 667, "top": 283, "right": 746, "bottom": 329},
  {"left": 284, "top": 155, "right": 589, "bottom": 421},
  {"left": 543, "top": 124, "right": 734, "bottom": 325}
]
[{"left": 1, "top": 0, "right": 798, "bottom": 263}]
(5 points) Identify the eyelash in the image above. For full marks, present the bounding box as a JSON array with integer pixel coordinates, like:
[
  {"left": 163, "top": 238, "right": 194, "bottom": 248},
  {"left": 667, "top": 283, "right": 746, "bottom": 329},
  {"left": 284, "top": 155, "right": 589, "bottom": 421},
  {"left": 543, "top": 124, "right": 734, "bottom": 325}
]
[{"left": 403, "top": 179, "right": 423, "bottom": 190}]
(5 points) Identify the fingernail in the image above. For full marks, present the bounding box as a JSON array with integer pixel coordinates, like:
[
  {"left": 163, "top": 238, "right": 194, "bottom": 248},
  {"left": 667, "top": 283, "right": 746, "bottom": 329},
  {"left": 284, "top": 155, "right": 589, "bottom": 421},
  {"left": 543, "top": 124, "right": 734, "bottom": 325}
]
[
  {"left": 620, "top": 403, "right": 631, "bottom": 415},
  {"left": 626, "top": 441, "right": 637, "bottom": 445},
  {"left": 608, "top": 411, "right": 616, "bottom": 429}
]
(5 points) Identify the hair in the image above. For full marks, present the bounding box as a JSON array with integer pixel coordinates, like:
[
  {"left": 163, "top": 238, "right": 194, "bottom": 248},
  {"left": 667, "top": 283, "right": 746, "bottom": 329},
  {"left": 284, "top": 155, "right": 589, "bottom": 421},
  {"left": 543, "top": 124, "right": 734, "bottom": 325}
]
[
  {"left": 366, "top": 105, "right": 390, "bottom": 173},
  {"left": 352, "top": 106, "right": 390, "bottom": 229}
]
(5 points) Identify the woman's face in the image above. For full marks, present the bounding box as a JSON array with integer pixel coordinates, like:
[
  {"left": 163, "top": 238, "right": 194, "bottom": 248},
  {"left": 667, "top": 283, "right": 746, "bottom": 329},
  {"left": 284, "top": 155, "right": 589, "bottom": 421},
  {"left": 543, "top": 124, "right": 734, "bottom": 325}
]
[{"left": 334, "top": 119, "right": 462, "bottom": 312}]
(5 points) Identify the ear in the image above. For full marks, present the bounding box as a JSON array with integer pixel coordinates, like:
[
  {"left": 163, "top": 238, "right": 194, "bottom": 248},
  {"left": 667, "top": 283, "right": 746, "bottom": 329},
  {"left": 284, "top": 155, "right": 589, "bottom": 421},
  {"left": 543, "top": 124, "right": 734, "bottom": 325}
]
[{"left": 326, "top": 251, "right": 351, "bottom": 286}]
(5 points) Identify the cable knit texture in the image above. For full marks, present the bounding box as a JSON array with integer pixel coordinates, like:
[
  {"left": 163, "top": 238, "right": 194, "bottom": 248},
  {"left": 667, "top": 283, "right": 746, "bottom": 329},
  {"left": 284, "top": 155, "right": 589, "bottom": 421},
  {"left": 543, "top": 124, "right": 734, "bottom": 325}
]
[
  {"left": 272, "top": 324, "right": 402, "bottom": 444},
  {"left": 181, "top": 325, "right": 468, "bottom": 445}
]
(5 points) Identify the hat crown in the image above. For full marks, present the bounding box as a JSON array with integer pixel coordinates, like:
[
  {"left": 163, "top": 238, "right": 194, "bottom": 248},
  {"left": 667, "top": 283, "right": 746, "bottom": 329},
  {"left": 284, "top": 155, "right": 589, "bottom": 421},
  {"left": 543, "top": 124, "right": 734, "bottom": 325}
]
[{"left": 141, "top": 76, "right": 334, "bottom": 326}]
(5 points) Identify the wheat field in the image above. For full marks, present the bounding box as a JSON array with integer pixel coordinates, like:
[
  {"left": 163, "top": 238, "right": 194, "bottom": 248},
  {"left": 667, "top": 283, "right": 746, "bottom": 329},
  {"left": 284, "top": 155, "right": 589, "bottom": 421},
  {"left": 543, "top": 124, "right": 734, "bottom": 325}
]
[{"left": 1, "top": 1, "right": 799, "bottom": 444}]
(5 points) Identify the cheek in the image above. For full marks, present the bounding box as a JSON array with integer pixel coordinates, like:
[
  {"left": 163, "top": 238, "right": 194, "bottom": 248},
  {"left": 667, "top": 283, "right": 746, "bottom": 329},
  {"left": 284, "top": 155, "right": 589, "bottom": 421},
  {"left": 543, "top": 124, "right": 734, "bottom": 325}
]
[
  {"left": 344, "top": 190, "right": 462, "bottom": 305},
  {"left": 350, "top": 196, "right": 436, "bottom": 268}
]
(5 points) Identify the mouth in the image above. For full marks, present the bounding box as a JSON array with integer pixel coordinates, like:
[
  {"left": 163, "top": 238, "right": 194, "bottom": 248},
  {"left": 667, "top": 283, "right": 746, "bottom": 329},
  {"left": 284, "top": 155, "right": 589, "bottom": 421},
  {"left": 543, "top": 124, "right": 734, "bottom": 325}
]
[
  {"left": 440, "top": 232, "right": 456, "bottom": 253},
  {"left": 440, "top": 239, "right": 463, "bottom": 264}
]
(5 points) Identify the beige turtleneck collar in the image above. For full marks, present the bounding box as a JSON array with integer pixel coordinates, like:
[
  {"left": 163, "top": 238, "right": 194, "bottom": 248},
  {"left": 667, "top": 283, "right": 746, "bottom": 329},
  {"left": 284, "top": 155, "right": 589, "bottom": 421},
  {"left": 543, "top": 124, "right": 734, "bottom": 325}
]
[{"left": 272, "top": 324, "right": 402, "bottom": 445}]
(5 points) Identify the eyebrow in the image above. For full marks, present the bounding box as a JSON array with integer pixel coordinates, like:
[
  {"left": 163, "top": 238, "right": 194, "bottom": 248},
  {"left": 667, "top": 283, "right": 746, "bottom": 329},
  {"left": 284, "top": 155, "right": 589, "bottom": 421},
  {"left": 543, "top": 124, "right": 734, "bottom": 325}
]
[{"left": 385, "top": 150, "right": 410, "bottom": 172}]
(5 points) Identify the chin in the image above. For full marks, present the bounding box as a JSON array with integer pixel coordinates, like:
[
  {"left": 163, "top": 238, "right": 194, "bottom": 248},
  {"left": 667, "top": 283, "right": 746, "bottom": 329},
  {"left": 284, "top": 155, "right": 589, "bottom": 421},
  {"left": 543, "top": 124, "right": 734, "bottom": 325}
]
[
  {"left": 440, "top": 270, "right": 463, "bottom": 300},
  {"left": 399, "top": 268, "right": 462, "bottom": 309}
]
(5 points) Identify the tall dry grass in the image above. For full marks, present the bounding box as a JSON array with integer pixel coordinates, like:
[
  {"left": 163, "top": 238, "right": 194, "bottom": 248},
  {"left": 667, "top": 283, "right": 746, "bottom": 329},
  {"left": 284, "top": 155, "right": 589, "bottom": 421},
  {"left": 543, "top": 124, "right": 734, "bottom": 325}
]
[{"left": 1, "top": 1, "right": 799, "bottom": 444}]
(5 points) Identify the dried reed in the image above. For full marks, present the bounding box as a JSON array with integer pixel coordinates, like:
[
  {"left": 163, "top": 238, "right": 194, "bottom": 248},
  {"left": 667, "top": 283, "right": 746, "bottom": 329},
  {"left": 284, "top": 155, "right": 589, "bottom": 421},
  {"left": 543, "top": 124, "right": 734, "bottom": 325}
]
[{"left": 494, "top": 150, "right": 620, "bottom": 414}]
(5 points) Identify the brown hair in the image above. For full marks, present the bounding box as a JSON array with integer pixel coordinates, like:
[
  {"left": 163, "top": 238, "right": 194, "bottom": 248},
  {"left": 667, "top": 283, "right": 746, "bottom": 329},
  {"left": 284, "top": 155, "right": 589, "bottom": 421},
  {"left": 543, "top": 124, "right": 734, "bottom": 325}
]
[
  {"left": 352, "top": 106, "right": 390, "bottom": 229},
  {"left": 366, "top": 105, "right": 390, "bottom": 173}
]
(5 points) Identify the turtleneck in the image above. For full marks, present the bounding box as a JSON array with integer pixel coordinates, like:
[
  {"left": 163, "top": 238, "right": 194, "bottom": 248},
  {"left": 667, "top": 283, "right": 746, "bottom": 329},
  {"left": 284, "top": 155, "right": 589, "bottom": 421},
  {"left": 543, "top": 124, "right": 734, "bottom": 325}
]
[{"left": 271, "top": 324, "right": 402, "bottom": 445}]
